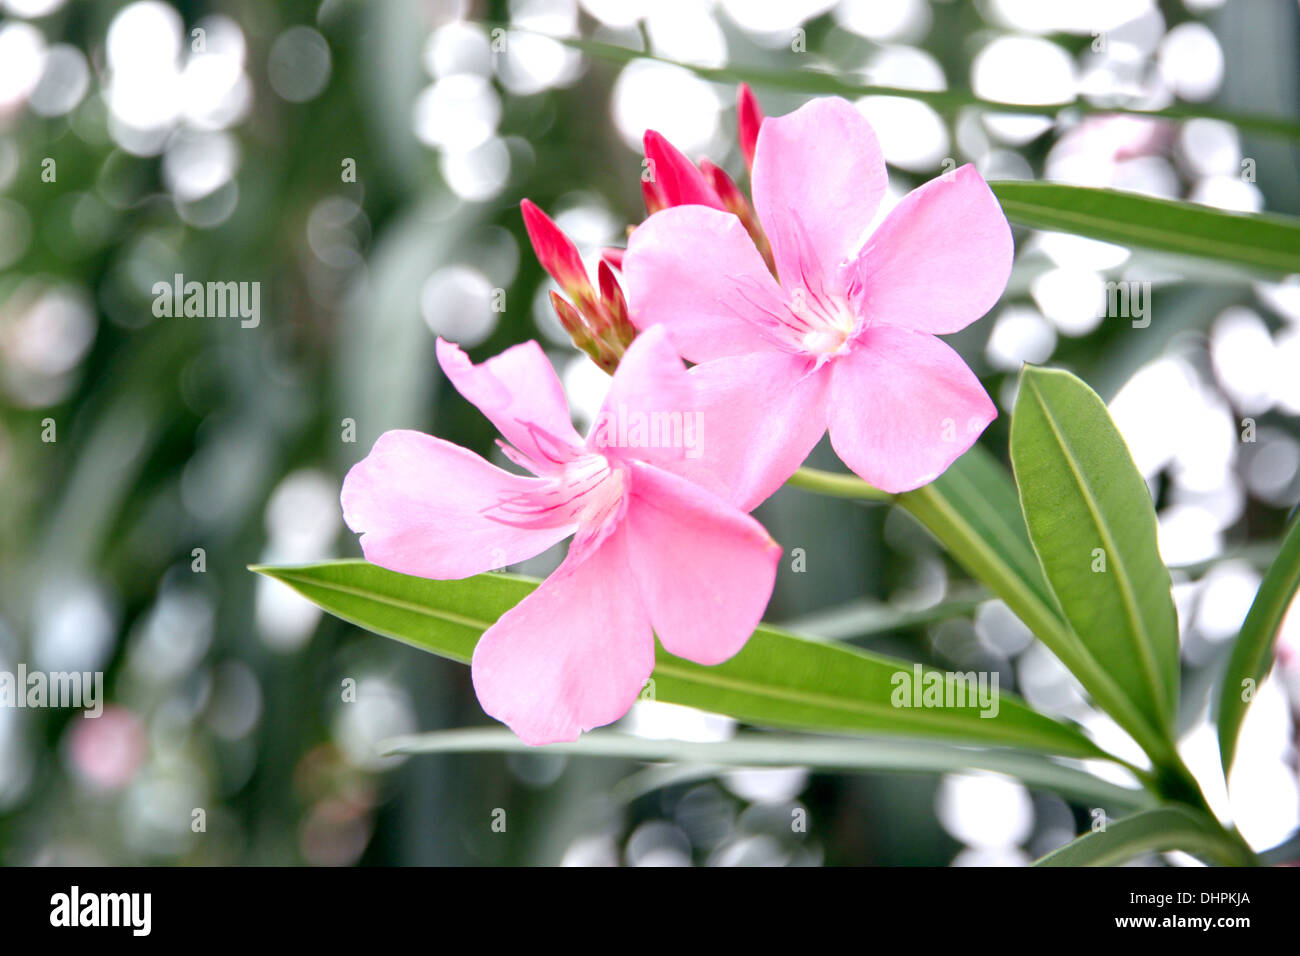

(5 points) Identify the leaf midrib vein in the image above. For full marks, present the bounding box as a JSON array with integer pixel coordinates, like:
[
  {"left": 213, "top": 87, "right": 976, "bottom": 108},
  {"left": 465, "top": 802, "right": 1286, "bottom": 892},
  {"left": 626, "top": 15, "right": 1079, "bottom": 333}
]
[{"left": 1027, "top": 378, "right": 1170, "bottom": 724}]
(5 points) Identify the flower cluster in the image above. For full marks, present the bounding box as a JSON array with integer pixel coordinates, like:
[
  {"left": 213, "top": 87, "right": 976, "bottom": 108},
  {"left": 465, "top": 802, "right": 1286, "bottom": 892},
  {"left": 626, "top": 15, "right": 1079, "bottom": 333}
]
[{"left": 342, "top": 87, "right": 1013, "bottom": 744}]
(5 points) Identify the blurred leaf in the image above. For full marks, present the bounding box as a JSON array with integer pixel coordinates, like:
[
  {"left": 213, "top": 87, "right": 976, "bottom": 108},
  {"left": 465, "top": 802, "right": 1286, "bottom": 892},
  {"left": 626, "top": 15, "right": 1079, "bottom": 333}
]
[
  {"left": 780, "top": 586, "right": 985, "bottom": 643},
  {"left": 991, "top": 182, "right": 1300, "bottom": 275},
  {"left": 1034, "top": 807, "right": 1251, "bottom": 867},
  {"left": 517, "top": 29, "right": 1300, "bottom": 143},
  {"left": 251, "top": 560, "right": 1110, "bottom": 758},
  {"left": 1011, "top": 367, "right": 1180, "bottom": 750},
  {"left": 382, "top": 727, "right": 1152, "bottom": 811},
  {"left": 1217, "top": 514, "right": 1300, "bottom": 776}
]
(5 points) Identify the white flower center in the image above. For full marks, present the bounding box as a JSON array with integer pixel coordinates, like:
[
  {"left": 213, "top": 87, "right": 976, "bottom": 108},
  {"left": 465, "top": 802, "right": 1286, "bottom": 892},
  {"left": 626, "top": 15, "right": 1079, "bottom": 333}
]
[{"left": 790, "top": 291, "right": 857, "bottom": 356}]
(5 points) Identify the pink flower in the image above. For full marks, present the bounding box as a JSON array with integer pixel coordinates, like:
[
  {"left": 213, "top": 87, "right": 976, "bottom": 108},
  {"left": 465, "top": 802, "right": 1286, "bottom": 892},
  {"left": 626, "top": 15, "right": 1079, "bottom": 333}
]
[
  {"left": 340, "top": 327, "right": 781, "bottom": 744},
  {"left": 623, "top": 97, "right": 1013, "bottom": 506}
]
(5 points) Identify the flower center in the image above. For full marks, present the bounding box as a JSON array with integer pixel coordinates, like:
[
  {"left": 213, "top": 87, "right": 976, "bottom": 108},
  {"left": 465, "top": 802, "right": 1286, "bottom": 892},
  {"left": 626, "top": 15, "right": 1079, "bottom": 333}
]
[
  {"left": 562, "top": 453, "right": 626, "bottom": 528},
  {"left": 487, "top": 452, "right": 626, "bottom": 532},
  {"left": 789, "top": 290, "right": 856, "bottom": 357}
]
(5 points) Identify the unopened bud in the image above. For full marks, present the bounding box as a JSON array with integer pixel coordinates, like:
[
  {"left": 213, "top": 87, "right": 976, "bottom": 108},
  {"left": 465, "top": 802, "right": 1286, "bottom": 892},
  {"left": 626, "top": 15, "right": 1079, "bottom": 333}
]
[
  {"left": 521, "top": 199, "right": 600, "bottom": 316},
  {"left": 601, "top": 247, "right": 625, "bottom": 272},
  {"left": 642, "top": 130, "right": 726, "bottom": 211},
  {"left": 599, "top": 259, "right": 629, "bottom": 330},
  {"left": 737, "top": 83, "right": 764, "bottom": 174}
]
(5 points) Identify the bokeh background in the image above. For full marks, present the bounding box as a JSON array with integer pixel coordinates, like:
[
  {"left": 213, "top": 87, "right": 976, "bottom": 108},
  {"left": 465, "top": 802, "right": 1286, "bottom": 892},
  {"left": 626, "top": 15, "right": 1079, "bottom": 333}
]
[{"left": 1, "top": 0, "right": 1298, "bottom": 866}]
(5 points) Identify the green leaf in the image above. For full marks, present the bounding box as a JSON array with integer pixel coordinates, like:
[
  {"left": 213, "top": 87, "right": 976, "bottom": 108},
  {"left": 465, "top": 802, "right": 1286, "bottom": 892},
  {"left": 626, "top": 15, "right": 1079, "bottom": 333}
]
[
  {"left": 250, "top": 560, "right": 1108, "bottom": 759},
  {"left": 897, "top": 449, "right": 1163, "bottom": 759},
  {"left": 510, "top": 29, "right": 1300, "bottom": 144},
  {"left": 1035, "top": 807, "right": 1251, "bottom": 867},
  {"left": 1011, "top": 366, "right": 1180, "bottom": 750},
  {"left": 991, "top": 182, "right": 1300, "bottom": 276},
  {"left": 1218, "top": 514, "right": 1300, "bottom": 776},
  {"left": 381, "top": 728, "right": 1151, "bottom": 811}
]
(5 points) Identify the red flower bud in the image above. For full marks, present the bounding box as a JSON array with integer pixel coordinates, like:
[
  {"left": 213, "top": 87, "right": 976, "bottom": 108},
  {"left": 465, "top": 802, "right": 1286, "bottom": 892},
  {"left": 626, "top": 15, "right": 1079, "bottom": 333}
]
[
  {"left": 521, "top": 199, "right": 599, "bottom": 314},
  {"left": 598, "top": 259, "right": 628, "bottom": 330},
  {"left": 641, "top": 176, "right": 669, "bottom": 216},
  {"left": 737, "top": 83, "right": 763, "bottom": 173},
  {"left": 523, "top": 203, "right": 638, "bottom": 374},
  {"left": 601, "top": 247, "right": 625, "bottom": 272},
  {"left": 642, "top": 130, "right": 725, "bottom": 211}
]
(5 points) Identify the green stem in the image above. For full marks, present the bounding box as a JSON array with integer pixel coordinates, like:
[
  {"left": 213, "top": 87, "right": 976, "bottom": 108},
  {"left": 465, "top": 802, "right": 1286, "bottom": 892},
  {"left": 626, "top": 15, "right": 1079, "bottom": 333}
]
[
  {"left": 1152, "top": 755, "right": 1260, "bottom": 866},
  {"left": 784, "top": 466, "right": 892, "bottom": 501}
]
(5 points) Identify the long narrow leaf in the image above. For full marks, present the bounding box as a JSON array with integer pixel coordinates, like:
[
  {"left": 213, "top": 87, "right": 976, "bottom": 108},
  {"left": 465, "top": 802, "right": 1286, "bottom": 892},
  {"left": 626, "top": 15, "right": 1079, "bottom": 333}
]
[
  {"left": 991, "top": 182, "right": 1300, "bottom": 276},
  {"left": 1218, "top": 514, "right": 1300, "bottom": 775},
  {"left": 251, "top": 560, "right": 1108, "bottom": 759},
  {"left": 1011, "top": 367, "right": 1181, "bottom": 748},
  {"left": 1035, "top": 807, "right": 1248, "bottom": 867},
  {"left": 900, "top": 448, "right": 1174, "bottom": 767},
  {"left": 382, "top": 727, "right": 1151, "bottom": 811}
]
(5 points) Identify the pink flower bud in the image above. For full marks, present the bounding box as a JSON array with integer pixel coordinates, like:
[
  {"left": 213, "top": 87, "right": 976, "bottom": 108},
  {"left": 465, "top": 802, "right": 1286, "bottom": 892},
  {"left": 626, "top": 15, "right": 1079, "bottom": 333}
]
[
  {"left": 521, "top": 199, "right": 598, "bottom": 314},
  {"left": 599, "top": 259, "right": 629, "bottom": 330},
  {"left": 737, "top": 83, "right": 764, "bottom": 173},
  {"left": 641, "top": 176, "right": 669, "bottom": 216},
  {"left": 642, "top": 130, "right": 725, "bottom": 210}
]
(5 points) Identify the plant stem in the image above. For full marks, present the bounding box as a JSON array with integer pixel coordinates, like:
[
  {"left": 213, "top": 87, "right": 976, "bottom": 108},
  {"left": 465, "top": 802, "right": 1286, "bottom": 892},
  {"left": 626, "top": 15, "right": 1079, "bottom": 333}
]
[
  {"left": 1152, "top": 755, "right": 1260, "bottom": 866},
  {"left": 786, "top": 466, "right": 892, "bottom": 501}
]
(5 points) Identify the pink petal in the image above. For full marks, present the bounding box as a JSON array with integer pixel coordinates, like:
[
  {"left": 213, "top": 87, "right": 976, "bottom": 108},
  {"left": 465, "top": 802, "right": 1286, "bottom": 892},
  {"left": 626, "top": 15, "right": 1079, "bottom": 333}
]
[
  {"left": 341, "top": 430, "right": 574, "bottom": 579},
  {"left": 623, "top": 205, "right": 785, "bottom": 363},
  {"left": 700, "top": 158, "right": 776, "bottom": 275},
  {"left": 588, "top": 326, "right": 697, "bottom": 471},
  {"left": 643, "top": 130, "right": 725, "bottom": 210},
  {"left": 679, "top": 351, "right": 831, "bottom": 511},
  {"left": 751, "top": 97, "right": 886, "bottom": 291},
  {"left": 852, "top": 164, "right": 1013, "bottom": 335},
  {"left": 624, "top": 462, "right": 780, "bottom": 665},
  {"left": 827, "top": 326, "right": 996, "bottom": 493},
  {"left": 435, "top": 337, "right": 582, "bottom": 471},
  {"left": 471, "top": 526, "right": 653, "bottom": 745}
]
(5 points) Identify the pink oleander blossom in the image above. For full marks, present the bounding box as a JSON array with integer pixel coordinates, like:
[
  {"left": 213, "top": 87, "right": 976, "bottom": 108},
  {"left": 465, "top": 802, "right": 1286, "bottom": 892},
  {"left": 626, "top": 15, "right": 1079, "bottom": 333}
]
[
  {"left": 340, "top": 327, "right": 780, "bottom": 744},
  {"left": 623, "top": 96, "right": 1013, "bottom": 507}
]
